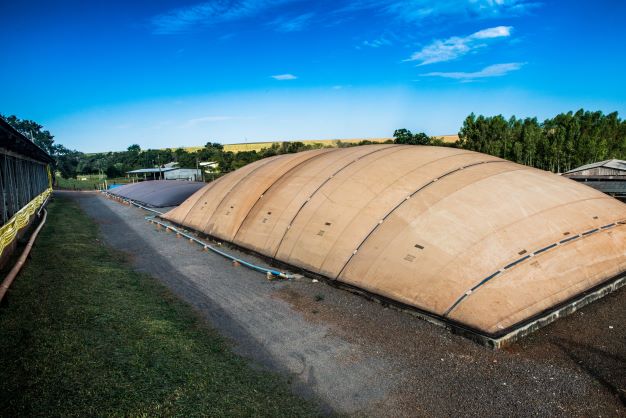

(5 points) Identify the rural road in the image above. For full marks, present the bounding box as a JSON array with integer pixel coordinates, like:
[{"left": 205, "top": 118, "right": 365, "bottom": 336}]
[{"left": 65, "top": 191, "right": 626, "bottom": 417}]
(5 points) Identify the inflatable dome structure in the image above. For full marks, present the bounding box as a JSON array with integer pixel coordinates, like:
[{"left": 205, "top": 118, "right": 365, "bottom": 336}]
[
  {"left": 162, "top": 145, "right": 626, "bottom": 345},
  {"left": 109, "top": 180, "right": 206, "bottom": 208}
]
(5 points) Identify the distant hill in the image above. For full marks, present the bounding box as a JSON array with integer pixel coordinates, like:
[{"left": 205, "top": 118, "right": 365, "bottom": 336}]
[
  {"left": 169, "top": 135, "right": 459, "bottom": 154},
  {"left": 433, "top": 134, "right": 460, "bottom": 143}
]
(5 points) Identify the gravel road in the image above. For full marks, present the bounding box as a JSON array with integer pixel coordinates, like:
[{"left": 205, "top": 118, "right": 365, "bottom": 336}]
[{"left": 65, "top": 191, "right": 626, "bottom": 417}]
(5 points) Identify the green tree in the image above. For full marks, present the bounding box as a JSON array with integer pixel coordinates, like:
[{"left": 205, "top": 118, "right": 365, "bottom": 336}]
[
  {"left": 457, "top": 109, "right": 626, "bottom": 172},
  {"left": 393, "top": 129, "right": 431, "bottom": 145},
  {"left": 393, "top": 129, "right": 413, "bottom": 144},
  {"left": 55, "top": 145, "right": 81, "bottom": 178},
  {"left": 1, "top": 114, "right": 56, "bottom": 155}
]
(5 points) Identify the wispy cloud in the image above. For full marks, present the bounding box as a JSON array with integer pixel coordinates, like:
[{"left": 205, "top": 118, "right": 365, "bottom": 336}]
[
  {"left": 151, "top": 0, "right": 296, "bottom": 34},
  {"left": 269, "top": 12, "right": 315, "bottom": 32},
  {"left": 362, "top": 36, "right": 392, "bottom": 48},
  {"left": 271, "top": 74, "right": 298, "bottom": 80},
  {"left": 152, "top": 0, "right": 537, "bottom": 34},
  {"left": 405, "top": 26, "right": 512, "bottom": 65},
  {"left": 422, "top": 62, "right": 525, "bottom": 80},
  {"left": 335, "top": 0, "right": 537, "bottom": 23}
]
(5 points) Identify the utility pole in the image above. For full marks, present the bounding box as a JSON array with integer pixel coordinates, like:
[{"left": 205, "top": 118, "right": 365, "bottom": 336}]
[{"left": 157, "top": 153, "right": 162, "bottom": 180}]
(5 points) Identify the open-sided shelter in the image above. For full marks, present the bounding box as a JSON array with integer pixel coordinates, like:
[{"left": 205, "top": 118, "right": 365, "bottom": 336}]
[{"left": 0, "top": 119, "right": 53, "bottom": 267}]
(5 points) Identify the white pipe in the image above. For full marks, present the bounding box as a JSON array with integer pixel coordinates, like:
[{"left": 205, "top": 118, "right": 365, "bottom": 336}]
[
  {"left": 101, "top": 191, "right": 164, "bottom": 215},
  {"left": 150, "top": 218, "right": 294, "bottom": 279},
  {"left": 101, "top": 190, "right": 291, "bottom": 279}
]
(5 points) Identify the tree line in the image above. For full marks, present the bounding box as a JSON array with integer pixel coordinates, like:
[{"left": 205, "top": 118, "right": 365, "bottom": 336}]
[
  {"left": 457, "top": 110, "right": 626, "bottom": 173},
  {"left": 1, "top": 113, "right": 333, "bottom": 179},
  {"left": 71, "top": 141, "right": 330, "bottom": 179},
  {"left": 2, "top": 108, "right": 624, "bottom": 180}
]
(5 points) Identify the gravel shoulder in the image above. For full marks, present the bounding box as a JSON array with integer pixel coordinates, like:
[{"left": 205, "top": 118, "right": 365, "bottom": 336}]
[{"left": 66, "top": 191, "right": 626, "bottom": 417}]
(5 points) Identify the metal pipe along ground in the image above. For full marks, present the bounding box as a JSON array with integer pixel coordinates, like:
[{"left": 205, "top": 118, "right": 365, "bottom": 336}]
[
  {"left": 103, "top": 191, "right": 292, "bottom": 280},
  {"left": 149, "top": 218, "right": 294, "bottom": 279},
  {"left": 0, "top": 209, "right": 48, "bottom": 303}
]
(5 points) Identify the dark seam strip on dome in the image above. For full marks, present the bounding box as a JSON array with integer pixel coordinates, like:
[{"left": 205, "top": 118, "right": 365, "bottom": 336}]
[
  {"left": 316, "top": 150, "right": 476, "bottom": 271},
  {"left": 232, "top": 148, "right": 340, "bottom": 241},
  {"left": 533, "top": 243, "right": 557, "bottom": 255},
  {"left": 200, "top": 155, "right": 282, "bottom": 232},
  {"left": 335, "top": 159, "right": 505, "bottom": 280},
  {"left": 443, "top": 220, "right": 626, "bottom": 317},
  {"left": 503, "top": 254, "right": 531, "bottom": 270},
  {"left": 272, "top": 144, "right": 401, "bottom": 259},
  {"left": 559, "top": 235, "right": 580, "bottom": 244}
]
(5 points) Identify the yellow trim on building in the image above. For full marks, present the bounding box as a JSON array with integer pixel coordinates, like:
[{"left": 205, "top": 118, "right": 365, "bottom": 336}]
[{"left": 0, "top": 188, "right": 52, "bottom": 257}]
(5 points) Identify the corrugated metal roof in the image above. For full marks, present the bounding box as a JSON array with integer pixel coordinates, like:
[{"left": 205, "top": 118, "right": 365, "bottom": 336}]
[
  {"left": 0, "top": 119, "right": 55, "bottom": 164},
  {"left": 127, "top": 167, "right": 176, "bottom": 174},
  {"left": 565, "top": 159, "right": 626, "bottom": 174}
]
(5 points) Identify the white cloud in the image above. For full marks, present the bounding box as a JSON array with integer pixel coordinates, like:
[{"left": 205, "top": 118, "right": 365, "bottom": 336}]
[
  {"left": 336, "top": 0, "right": 536, "bottom": 23},
  {"left": 271, "top": 74, "right": 298, "bottom": 80},
  {"left": 422, "top": 62, "right": 525, "bottom": 80},
  {"left": 151, "top": 0, "right": 538, "bottom": 35},
  {"left": 269, "top": 12, "right": 315, "bottom": 32},
  {"left": 362, "top": 36, "right": 392, "bottom": 48},
  {"left": 405, "top": 25, "right": 512, "bottom": 65},
  {"left": 471, "top": 25, "right": 513, "bottom": 39}
]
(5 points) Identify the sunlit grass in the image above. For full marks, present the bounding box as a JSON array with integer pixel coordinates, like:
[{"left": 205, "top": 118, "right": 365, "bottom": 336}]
[{"left": 0, "top": 195, "right": 320, "bottom": 417}]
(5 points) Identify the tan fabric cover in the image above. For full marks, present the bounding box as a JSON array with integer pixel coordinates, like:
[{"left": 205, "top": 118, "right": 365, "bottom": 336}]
[{"left": 164, "top": 145, "right": 626, "bottom": 334}]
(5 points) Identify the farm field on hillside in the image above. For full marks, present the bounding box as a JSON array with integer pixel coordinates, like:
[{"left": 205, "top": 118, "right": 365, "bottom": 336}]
[
  {"left": 173, "top": 137, "right": 393, "bottom": 153},
  {"left": 174, "top": 135, "right": 458, "bottom": 153}
]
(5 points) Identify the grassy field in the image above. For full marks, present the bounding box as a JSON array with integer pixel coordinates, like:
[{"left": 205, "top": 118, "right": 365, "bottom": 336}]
[
  {"left": 173, "top": 137, "right": 394, "bottom": 153},
  {"left": 55, "top": 177, "right": 102, "bottom": 190},
  {"left": 174, "top": 135, "right": 459, "bottom": 154},
  {"left": 0, "top": 195, "right": 320, "bottom": 416},
  {"left": 55, "top": 176, "right": 131, "bottom": 190}
]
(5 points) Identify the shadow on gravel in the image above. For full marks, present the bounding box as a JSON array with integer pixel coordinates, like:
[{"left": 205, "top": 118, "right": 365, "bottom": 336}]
[{"left": 553, "top": 338, "right": 626, "bottom": 406}]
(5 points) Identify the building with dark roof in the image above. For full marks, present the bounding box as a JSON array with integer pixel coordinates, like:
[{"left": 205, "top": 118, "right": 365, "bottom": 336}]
[
  {"left": 127, "top": 167, "right": 202, "bottom": 181},
  {"left": 564, "top": 159, "right": 626, "bottom": 200}
]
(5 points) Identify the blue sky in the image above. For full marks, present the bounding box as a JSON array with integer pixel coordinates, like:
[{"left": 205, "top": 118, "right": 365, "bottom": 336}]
[{"left": 1, "top": 0, "right": 625, "bottom": 152}]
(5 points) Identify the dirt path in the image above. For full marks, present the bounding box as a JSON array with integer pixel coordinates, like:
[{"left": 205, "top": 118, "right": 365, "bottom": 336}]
[{"left": 65, "top": 191, "right": 626, "bottom": 417}]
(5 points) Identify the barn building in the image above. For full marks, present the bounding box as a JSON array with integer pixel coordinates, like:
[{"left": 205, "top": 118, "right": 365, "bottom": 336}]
[
  {"left": 564, "top": 159, "right": 626, "bottom": 201},
  {"left": 0, "top": 119, "right": 53, "bottom": 267},
  {"left": 127, "top": 167, "right": 202, "bottom": 181}
]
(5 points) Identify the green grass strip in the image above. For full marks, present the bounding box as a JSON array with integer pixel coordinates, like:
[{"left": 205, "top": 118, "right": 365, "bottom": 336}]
[{"left": 0, "top": 195, "right": 321, "bottom": 417}]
